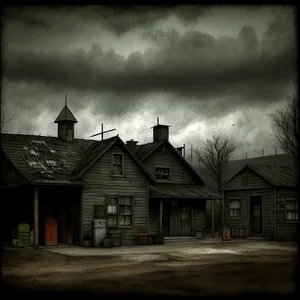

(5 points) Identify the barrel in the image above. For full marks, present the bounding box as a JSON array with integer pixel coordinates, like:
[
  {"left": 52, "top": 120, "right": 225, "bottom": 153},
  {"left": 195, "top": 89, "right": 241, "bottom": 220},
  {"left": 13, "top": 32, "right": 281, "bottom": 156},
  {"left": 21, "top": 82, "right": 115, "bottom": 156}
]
[
  {"left": 195, "top": 229, "right": 204, "bottom": 239},
  {"left": 138, "top": 233, "right": 148, "bottom": 245},
  {"left": 111, "top": 232, "right": 121, "bottom": 247},
  {"left": 222, "top": 226, "right": 231, "bottom": 241},
  {"left": 148, "top": 235, "right": 154, "bottom": 245}
]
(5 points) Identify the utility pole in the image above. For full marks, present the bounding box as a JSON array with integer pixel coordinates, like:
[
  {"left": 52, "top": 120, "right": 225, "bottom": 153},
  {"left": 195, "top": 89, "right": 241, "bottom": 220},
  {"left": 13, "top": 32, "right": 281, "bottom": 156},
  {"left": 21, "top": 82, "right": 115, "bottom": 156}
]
[
  {"left": 272, "top": 146, "right": 278, "bottom": 155},
  {"left": 188, "top": 145, "right": 193, "bottom": 166}
]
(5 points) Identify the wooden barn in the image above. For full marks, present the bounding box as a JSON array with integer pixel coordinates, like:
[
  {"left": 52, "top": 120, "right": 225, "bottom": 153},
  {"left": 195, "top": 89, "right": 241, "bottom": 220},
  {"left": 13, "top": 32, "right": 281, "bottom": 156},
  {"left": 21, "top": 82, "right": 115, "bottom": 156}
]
[
  {"left": 1, "top": 102, "right": 220, "bottom": 248},
  {"left": 221, "top": 164, "right": 298, "bottom": 240}
]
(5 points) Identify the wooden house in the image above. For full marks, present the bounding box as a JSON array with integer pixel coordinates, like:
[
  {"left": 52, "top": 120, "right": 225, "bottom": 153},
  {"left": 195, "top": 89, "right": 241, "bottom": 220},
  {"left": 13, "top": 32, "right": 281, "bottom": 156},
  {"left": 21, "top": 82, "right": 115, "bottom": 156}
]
[
  {"left": 221, "top": 164, "right": 298, "bottom": 240},
  {"left": 127, "top": 120, "right": 220, "bottom": 237},
  {"left": 1, "top": 103, "right": 220, "bottom": 248}
]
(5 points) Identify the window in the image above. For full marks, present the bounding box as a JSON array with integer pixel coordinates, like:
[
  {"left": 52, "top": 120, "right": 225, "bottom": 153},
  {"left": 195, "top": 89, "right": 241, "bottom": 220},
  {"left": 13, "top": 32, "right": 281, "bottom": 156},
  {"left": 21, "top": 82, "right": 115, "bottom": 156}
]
[
  {"left": 155, "top": 167, "right": 170, "bottom": 180},
  {"left": 286, "top": 199, "right": 298, "bottom": 221},
  {"left": 229, "top": 199, "right": 241, "bottom": 217},
  {"left": 107, "top": 195, "right": 133, "bottom": 226},
  {"left": 112, "top": 154, "right": 124, "bottom": 176},
  {"left": 242, "top": 176, "right": 248, "bottom": 185}
]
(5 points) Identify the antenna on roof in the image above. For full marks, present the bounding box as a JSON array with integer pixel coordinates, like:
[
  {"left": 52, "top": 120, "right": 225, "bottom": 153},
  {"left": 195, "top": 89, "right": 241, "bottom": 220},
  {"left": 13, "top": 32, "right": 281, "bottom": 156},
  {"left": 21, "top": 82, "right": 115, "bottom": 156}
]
[
  {"left": 65, "top": 94, "right": 68, "bottom": 106},
  {"left": 157, "top": 117, "right": 159, "bottom": 125}
]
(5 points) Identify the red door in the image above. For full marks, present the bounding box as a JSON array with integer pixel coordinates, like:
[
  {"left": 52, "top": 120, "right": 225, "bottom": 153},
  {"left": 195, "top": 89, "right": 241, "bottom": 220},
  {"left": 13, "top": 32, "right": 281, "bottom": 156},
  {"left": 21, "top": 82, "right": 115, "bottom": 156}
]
[{"left": 45, "top": 216, "right": 57, "bottom": 246}]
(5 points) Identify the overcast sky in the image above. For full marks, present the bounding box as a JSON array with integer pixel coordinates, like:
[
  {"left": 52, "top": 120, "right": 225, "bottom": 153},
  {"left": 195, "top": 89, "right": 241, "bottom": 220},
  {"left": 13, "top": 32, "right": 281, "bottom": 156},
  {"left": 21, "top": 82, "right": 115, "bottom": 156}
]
[{"left": 2, "top": 5, "right": 297, "bottom": 160}]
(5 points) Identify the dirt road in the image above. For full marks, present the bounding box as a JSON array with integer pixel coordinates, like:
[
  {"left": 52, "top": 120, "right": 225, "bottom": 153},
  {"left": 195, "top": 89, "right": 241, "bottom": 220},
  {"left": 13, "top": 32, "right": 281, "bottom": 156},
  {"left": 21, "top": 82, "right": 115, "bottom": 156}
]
[{"left": 2, "top": 242, "right": 297, "bottom": 296}]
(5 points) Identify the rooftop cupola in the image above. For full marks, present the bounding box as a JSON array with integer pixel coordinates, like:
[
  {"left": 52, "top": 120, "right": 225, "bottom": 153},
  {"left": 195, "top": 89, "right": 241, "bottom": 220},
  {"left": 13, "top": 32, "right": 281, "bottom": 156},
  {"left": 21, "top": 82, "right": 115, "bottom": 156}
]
[
  {"left": 54, "top": 94, "right": 77, "bottom": 142},
  {"left": 151, "top": 117, "right": 170, "bottom": 142}
]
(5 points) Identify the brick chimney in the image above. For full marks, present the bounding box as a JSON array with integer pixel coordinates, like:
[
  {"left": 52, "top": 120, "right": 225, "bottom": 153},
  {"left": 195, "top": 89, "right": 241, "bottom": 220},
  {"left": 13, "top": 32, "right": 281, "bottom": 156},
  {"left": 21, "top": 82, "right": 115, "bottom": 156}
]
[{"left": 126, "top": 139, "right": 139, "bottom": 150}]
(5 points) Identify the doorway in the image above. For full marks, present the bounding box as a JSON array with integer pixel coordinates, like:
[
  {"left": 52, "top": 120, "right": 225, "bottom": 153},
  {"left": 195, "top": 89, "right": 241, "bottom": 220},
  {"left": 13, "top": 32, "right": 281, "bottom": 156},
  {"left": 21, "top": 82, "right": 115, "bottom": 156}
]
[
  {"left": 249, "top": 195, "right": 263, "bottom": 236},
  {"left": 181, "top": 201, "right": 192, "bottom": 236}
]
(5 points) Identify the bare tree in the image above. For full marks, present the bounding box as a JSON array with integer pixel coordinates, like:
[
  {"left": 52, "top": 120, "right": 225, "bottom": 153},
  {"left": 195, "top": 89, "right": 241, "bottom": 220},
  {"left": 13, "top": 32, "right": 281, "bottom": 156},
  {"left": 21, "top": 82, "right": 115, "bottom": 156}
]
[
  {"left": 1, "top": 105, "right": 18, "bottom": 131},
  {"left": 268, "top": 93, "right": 298, "bottom": 164},
  {"left": 194, "top": 133, "right": 236, "bottom": 190}
]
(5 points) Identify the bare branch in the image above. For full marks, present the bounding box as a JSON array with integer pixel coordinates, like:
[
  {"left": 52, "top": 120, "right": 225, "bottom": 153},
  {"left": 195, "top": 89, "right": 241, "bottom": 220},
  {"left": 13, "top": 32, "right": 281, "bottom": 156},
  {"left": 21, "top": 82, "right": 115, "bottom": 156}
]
[
  {"left": 1, "top": 105, "right": 18, "bottom": 130},
  {"left": 194, "top": 132, "right": 236, "bottom": 190},
  {"left": 268, "top": 93, "right": 298, "bottom": 164}
]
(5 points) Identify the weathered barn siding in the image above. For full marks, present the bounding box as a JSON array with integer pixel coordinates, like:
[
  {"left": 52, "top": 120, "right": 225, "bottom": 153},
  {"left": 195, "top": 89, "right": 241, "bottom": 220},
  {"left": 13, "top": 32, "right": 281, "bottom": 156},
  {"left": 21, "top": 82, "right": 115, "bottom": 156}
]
[
  {"left": 224, "top": 188, "right": 274, "bottom": 237},
  {"left": 80, "top": 143, "right": 148, "bottom": 244},
  {"left": 225, "top": 168, "right": 272, "bottom": 190},
  {"left": 276, "top": 187, "right": 298, "bottom": 241},
  {"left": 143, "top": 144, "right": 196, "bottom": 184}
]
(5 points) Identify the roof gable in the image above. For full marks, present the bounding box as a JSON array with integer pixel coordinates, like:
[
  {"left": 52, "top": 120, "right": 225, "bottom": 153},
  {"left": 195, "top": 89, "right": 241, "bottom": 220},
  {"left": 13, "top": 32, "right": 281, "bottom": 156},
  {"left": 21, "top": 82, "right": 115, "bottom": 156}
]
[
  {"left": 71, "top": 136, "right": 157, "bottom": 184},
  {"left": 133, "top": 139, "right": 205, "bottom": 185},
  {"left": 223, "top": 164, "right": 297, "bottom": 188}
]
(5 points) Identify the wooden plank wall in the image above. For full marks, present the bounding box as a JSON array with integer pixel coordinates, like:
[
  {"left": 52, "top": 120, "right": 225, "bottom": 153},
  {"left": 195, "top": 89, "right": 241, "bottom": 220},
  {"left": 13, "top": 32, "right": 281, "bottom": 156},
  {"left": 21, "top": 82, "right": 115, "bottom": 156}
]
[
  {"left": 143, "top": 144, "right": 197, "bottom": 184},
  {"left": 276, "top": 187, "right": 298, "bottom": 240},
  {"left": 225, "top": 168, "right": 272, "bottom": 190},
  {"left": 224, "top": 188, "right": 274, "bottom": 237},
  {"left": 80, "top": 143, "right": 148, "bottom": 244}
]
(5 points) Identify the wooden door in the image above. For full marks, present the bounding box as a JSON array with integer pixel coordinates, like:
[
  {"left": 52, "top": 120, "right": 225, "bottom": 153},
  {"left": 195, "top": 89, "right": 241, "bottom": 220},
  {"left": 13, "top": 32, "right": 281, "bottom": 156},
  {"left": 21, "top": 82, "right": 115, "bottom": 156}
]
[
  {"left": 181, "top": 203, "right": 192, "bottom": 236},
  {"left": 250, "top": 196, "right": 262, "bottom": 235}
]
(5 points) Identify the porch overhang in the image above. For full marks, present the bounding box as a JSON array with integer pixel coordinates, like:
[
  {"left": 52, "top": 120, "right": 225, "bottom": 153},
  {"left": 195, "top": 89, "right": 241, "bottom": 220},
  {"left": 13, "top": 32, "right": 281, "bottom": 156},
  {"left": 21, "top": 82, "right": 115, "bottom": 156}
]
[{"left": 149, "top": 184, "right": 221, "bottom": 199}]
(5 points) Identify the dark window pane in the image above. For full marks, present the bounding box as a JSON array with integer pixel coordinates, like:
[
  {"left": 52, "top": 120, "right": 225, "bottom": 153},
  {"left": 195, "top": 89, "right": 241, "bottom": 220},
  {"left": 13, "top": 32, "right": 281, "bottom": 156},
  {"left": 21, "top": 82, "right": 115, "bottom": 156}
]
[
  {"left": 113, "top": 164, "right": 122, "bottom": 175},
  {"left": 113, "top": 154, "right": 123, "bottom": 164}
]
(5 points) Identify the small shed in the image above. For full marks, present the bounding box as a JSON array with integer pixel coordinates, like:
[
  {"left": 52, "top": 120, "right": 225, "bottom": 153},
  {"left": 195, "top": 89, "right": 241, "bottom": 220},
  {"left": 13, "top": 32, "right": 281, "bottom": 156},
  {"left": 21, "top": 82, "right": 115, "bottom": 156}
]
[{"left": 221, "top": 164, "right": 298, "bottom": 240}]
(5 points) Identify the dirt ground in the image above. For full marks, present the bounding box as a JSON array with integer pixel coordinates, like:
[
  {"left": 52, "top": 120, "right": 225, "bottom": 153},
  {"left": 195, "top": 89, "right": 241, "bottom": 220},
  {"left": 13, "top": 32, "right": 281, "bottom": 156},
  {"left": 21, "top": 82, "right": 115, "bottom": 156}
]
[{"left": 2, "top": 241, "right": 297, "bottom": 296}]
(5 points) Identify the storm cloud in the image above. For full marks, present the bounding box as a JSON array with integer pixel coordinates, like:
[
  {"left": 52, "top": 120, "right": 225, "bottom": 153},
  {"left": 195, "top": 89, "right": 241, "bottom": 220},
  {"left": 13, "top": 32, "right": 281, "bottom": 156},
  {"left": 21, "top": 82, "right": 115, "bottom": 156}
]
[{"left": 2, "top": 5, "right": 297, "bottom": 160}]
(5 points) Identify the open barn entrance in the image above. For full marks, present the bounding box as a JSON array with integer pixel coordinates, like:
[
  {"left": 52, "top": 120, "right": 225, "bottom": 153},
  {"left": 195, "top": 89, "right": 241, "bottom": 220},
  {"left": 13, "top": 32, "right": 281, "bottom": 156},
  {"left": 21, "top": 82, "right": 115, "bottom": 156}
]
[{"left": 38, "top": 186, "right": 82, "bottom": 245}]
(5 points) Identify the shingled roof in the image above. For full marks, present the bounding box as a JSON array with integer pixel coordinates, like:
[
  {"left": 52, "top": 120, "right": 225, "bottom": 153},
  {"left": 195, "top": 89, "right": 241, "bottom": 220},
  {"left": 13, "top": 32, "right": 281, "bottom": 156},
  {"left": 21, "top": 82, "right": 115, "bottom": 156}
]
[
  {"left": 1, "top": 133, "right": 94, "bottom": 185},
  {"left": 223, "top": 164, "right": 297, "bottom": 189}
]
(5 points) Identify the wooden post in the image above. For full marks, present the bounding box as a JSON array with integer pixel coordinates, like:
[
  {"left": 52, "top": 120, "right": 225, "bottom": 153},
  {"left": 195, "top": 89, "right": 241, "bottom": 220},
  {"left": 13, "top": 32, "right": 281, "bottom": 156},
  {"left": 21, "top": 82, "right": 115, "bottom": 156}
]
[
  {"left": 273, "top": 188, "right": 277, "bottom": 240},
  {"left": 221, "top": 192, "right": 224, "bottom": 227},
  {"left": 146, "top": 181, "right": 149, "bottom": 234},
  {"left": 34, "top": 187, "right": 39, "bottom": 249},
  {"left": 212, "top": 199, "right": 215, "bottom": 238},
  {"left": 159, "top": 200, "right": 163, "bottom": 234}
]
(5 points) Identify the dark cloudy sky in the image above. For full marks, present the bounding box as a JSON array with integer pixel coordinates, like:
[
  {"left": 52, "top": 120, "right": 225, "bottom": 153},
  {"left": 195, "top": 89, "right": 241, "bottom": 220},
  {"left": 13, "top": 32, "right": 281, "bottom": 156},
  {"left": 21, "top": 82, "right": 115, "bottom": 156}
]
[{"left": 2, "top": 5, "right": 297, "bottom": 159}]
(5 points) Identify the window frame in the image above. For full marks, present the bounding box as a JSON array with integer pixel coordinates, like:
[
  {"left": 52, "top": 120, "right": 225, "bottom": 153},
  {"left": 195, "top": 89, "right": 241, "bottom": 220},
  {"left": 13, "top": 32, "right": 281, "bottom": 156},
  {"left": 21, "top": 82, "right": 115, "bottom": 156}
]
[
  {"left": 155, "top": 166, "right": 171, "bottom": 181},
  {"left": 229, "top": 198, "right": 242, "bottom": 218},
  {"left": 285, "top": 198, "right": 298, "bottom": 223},
  {"left": 106, "top": 195, "right": 134, "bottom": 228},
  {"left": 111, "top": 153, "right": 125, "bottom": 177}
]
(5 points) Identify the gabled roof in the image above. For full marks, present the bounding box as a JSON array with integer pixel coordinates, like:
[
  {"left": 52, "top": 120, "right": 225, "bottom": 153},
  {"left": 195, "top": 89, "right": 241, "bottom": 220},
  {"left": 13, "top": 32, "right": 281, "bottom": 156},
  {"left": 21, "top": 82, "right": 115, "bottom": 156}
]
[
  {"left": 195, "top": 153, "right": 295, "bottom": 191},
  {"left": 71, "top": 135, "right": 157, "bottom": 184},
  {"left": 131, "top": 139, "right": 205, "bottom": 185},
  {"left": 133, "top": 140, "right": 165, "bottom": 161},
  {"left": 1, "top": 133, "right": 94, "bottom": 185},
  {"left": 223, "top": 164, "right": 297, "bottom": 188},
  {"left": 54, "top": 104, "right": 78, "bottom": 123}
]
